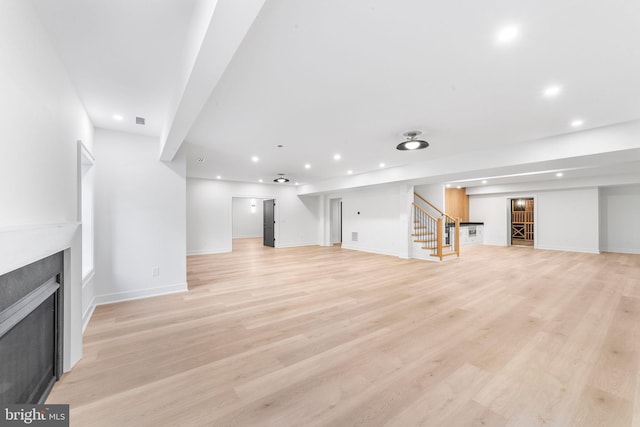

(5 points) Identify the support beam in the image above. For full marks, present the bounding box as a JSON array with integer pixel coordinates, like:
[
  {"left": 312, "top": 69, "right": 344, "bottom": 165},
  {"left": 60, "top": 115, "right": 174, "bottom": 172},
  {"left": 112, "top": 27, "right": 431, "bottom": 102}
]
[{"left": 159, "top": 0, "right": 266, "bottom": 162}]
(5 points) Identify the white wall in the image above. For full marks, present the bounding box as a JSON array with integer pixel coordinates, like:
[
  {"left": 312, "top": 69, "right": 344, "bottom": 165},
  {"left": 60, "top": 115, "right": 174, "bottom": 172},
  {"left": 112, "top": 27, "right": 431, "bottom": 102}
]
[
  {"left": 340, "top": 184, "right": 407, "bottom": 257},
  {"left": 94, "top": 129, "right": 187, "bottom": 304},
  {"left": 0, "top": 0, "right": 94, "bottom": 371},
  {"left": 600, "top": 185, "right": 640, "bottom": 254},
  {"left": 232, "top": 197, "right": 263, "bottom": 238},
  {"left": 415, "top": 183, "right": 445, "bottom": 212},
  {"left": 537, "top": 188, "right": 599, "bottom": 253},
  {"left": 187, "top": 179, "right": 320, "bottom": 254},
  {"left": 468, "top": 195, "right": 511, "bottom": 246},
  {"left": 469, "top": 188, "right": 600, "bottom": 253}
]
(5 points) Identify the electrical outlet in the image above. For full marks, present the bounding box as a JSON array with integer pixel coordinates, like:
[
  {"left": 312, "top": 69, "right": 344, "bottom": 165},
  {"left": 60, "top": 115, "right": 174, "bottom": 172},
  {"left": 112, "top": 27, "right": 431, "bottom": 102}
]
[{"left": 152, "top": 267, "right": 159, "bottom": 277}]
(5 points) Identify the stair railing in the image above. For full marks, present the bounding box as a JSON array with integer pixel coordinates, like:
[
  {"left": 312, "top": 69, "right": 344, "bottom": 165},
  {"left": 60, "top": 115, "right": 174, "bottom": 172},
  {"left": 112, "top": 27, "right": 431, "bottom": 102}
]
[{"left": 413, "top": 192, "right": 460, "bottom": 260}]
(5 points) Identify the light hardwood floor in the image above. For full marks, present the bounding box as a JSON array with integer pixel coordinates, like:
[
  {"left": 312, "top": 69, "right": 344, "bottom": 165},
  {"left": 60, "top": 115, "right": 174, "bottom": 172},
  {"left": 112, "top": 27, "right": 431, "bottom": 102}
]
[{"left": 48, "top": 239, "right": 640, "bottom": 426}]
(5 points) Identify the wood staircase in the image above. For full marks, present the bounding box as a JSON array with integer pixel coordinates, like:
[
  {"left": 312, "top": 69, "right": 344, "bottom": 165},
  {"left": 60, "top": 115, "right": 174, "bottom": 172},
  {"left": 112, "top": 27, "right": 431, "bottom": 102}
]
[{"left": 412, "top": 192, "right": 460, "bottom": 260}]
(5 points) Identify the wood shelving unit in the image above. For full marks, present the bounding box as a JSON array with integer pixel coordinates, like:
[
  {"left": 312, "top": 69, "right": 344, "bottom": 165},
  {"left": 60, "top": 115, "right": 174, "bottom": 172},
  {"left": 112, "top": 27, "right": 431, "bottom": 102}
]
[{"left": 511, "top": 198, "right": 534, "bottom": 245}]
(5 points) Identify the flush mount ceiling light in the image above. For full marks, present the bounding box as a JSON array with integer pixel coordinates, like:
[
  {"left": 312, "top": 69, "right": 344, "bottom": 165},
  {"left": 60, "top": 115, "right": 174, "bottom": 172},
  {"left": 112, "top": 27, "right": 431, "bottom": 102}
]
[
  {"left": 274, "top": 173, "right": 290, "bottom": 183},
  {"left": 397, "top": 131, "right": 429, "bottom": 151}
]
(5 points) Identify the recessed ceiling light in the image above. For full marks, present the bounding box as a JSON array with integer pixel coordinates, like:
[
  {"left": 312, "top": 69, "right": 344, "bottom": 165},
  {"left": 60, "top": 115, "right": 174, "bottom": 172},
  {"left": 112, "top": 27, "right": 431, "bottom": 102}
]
[
  {"left": 556, "top": 172, "right": 563, "bottom": 177},
  {"left": 496, "top": 25, "right": 520, "bottom": 44},
  {"left": 295, "top": 182, "right": 300, "bottom": 185},
  {"left": 347, "top": 170, "right": 353, "bottom": 175},
  {"left": 304, "top": 163, "right": 311, "bottom": 169},
  {"left": 113, "top": 114, "right": 123, "bottom": 121},
  {"left": 251, "top": 156, "right": 259, "bottom": 162},
  {"left": 379, "top": 163, "right": 386, "bottom": 168},
  {"left": 571, "top": 119, "right": 584, "bottom": 127},
  {"left": 259, "top": 179, "right": 263, "bottom": 183},
  {"left": 543, "top": 85, "right": 562, "bottom": 98},
  {"left": 196, "top": 157, "right": 205, "bottom": 163},
  {"left": 482, "top": 180, "right": 488, "bottom": 184},
  {"left": 446, "top": 184, "right": 451, "bottom": 188},
  {"left": 334, "top": 154, "right": 341, "bottom": 160},
  {"left": 216, "top": 175, "right": 221, "bottom": 180},
  {"left": 456, "top": 186, "right": 462, "bottom": 189}
]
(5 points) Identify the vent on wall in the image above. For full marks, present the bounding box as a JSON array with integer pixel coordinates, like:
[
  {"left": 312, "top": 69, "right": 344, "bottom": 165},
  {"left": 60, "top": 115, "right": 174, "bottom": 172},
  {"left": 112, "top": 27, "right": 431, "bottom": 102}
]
[
  {"left": 351, "top": 232, "right": 358, "bottom": 242},
  {"left": 136, "top": 117, "right": 146, "bottom": 125}
]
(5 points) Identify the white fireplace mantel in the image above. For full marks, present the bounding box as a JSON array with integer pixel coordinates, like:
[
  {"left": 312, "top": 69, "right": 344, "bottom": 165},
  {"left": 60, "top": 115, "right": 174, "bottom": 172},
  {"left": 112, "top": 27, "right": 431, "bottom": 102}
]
[{"left": 0, "top": 223, "right": 80, "bottom": 276}]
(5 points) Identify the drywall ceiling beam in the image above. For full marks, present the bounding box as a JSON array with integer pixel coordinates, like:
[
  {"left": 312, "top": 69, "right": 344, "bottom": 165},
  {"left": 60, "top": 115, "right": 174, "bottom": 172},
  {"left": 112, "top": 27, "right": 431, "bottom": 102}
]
[{"left": 159, "top": 0, "right": 266, "bottom": 162}]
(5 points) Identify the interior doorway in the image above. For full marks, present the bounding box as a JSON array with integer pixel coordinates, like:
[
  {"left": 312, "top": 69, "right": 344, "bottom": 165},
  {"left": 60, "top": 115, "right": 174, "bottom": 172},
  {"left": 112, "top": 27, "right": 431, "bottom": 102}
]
[
  {"left": 510, "top": 198, "right": 534, "bottom": 246},
  {"left": 231, "top": 197, "right": 270, "bottom": 250},
  {"left": 263, "top": 199, "right": 275, "bottom": 247},
  {"left": 330, "top": 198, "right": 342, "bottom": 246}
]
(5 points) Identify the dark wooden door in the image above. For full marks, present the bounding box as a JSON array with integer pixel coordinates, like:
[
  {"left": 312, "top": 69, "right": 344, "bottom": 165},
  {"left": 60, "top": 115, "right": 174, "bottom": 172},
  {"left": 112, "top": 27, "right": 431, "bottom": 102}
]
[{"left": 263, "top": 199, "right": 275, "bottom": 247}]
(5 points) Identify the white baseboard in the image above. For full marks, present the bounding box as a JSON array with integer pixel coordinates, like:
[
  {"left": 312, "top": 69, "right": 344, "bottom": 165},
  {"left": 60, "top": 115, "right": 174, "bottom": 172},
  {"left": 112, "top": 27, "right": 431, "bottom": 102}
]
[
  {"left": 94, "top": 282, "right": 188, "bottom": 306},
  {"left": 82, "top": 297, "right": 96, "bottom": 333},
  {"left": 187, "top": 248, "right": 231, "bottom": 256},
  {"left": 275, "top": 241, "right": 319, "bottom": 249},
  {"left": 341, "top": 244, "right": 399, "bottom": 258},
  {"left": 535, "top": 245, "right": 600, "bottom": 254},
  {"left": 600, "top": 247, "right": 640, "bottom": 255}
]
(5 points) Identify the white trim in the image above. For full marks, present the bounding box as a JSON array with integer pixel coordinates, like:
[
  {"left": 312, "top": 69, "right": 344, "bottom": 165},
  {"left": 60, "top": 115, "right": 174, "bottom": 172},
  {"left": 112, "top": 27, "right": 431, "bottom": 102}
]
[
  {"left": 340, "top": 244, "right": 400, "bottom": 258},
  {"left": 82, "top": 297, "right": 96, "bottom": 333},
  {"left": 275, "top": 242, "right": 319, "bottom": 249},
  {"left": 535, "top": 245, "right": 601, "bottom": 254},
  {"left": 187, "top": 248, "right": 231, "bottom": 256},
  {"left": 82, "top": 269, "right": 95, "bottom": 288},
  {"left": 601, "top": 247, "right": 640, "bottom": 255},
  {"left": 94, "top": 282, "right": 188, "bottom": 306},
  {"left": 78, "top": 140, "right": 95, "bottom": 165}
]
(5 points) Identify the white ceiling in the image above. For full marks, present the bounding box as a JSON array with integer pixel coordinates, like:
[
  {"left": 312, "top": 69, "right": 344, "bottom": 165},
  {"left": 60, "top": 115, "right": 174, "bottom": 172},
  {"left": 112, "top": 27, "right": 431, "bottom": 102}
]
[
  {"left": 33, "top": 0, "right": 640, "bottom": 191},
  {"left": 32, "top": 0, "right": 199, "bottom": 137}
]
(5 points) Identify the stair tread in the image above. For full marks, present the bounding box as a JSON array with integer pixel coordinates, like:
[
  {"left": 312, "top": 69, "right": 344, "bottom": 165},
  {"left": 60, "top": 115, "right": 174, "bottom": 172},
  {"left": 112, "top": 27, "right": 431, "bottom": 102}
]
[{"left": 422, "top": 244, "right": 452, "bottom": 250}]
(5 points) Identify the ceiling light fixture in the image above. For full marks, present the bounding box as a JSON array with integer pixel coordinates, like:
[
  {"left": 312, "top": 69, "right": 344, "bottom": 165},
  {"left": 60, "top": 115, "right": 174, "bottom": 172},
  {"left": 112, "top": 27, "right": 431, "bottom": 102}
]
[
  {"left": 259, "top": 179, "right": 263, "bottom": 183},
  {"left": 216, "top": 175, "right": 221, "bottom": 180},
  {"left": 251, "top": 156, "right": 259, "bottom": 162},
  {"left": 397, "top": 131, "right": 429, "bottom": 151},
  {"left": 379, "top": 162, "right": 386, "bottom": 168},
  {"left": 556, "top": 172, "right": 563, "bottom": 177},
  {"left": 482, "top": 180, "right": 488, "bottom": 184},
  {"left": 274, "top": 173, "right": 290, "bottom": 183},
  {"left": 571, "top": 119, "right": 584, "bottom": 127},
  {"left": 334, "top": 154, "right": 341, "bottom": 160},
  {"left": 543, "top": 85, "right": 562, "bottom": 98},
  {"left": 347, "top": 170, "right": 353, "bottom": 175},
  {"left": 113, "top": 114, "right": 123, "bottom": 121}
]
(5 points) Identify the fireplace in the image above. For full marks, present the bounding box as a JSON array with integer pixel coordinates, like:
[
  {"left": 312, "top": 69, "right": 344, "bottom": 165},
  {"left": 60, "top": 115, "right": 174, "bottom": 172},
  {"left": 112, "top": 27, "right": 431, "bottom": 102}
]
[{"left": 0, "top": 252, "right": 63, "bottom": 404}]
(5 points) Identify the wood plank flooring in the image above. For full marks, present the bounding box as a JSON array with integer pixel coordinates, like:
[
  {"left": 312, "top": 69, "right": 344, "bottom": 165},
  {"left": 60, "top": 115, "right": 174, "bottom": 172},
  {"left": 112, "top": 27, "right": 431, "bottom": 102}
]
[{"left": 48, "top": 239, "right": 640, "bottom": 426}]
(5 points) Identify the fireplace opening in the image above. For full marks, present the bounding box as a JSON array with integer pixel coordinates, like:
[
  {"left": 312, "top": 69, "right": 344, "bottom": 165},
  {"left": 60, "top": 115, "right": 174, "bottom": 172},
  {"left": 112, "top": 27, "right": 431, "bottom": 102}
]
[{"left": 0, "top": 252, "right": 63, "bottom": 404}]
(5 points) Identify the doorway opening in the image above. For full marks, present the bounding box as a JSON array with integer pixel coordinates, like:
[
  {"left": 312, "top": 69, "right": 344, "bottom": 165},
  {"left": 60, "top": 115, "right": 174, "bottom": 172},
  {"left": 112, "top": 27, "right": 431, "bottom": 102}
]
[
  {"left": 329, "top": 198, "right": 342, "bottom": 247},
  {"left": 231, "top": 197, "right": 273, "bottom": 251},
  {"left": 510, "top": 198, "right": 534, "bottom": 246},
  {"left": 263, "top": 199, "right": 275, "bottom": 247}
]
